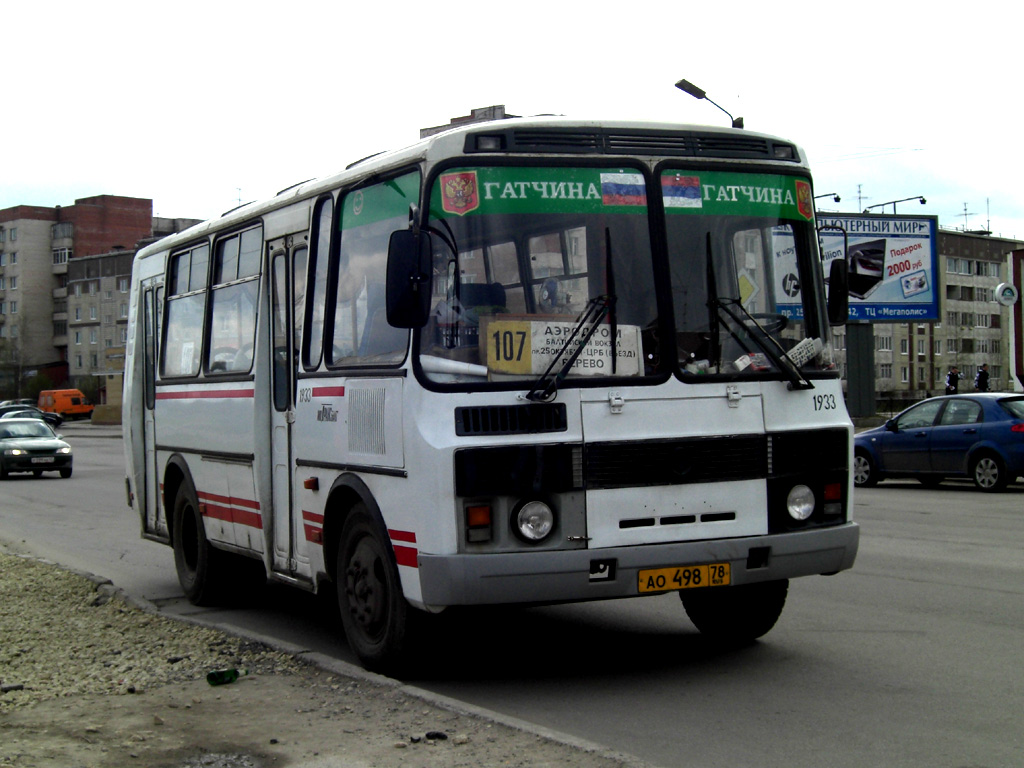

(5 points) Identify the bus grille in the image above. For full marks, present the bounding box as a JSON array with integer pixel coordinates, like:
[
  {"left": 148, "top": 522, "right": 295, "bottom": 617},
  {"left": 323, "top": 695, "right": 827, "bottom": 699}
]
[
  {"left": 586, "top": 435, "right": 767, "bottom": 489},
  {"left": 455, "top": 403, "right": 568, "bottom": 436}
]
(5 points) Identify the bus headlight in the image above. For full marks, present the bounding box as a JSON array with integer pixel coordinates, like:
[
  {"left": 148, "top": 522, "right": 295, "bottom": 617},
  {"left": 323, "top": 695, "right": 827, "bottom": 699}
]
[
  {"left": 786, "top": 485, "right": 815, "bottom": 521},
  {"left": 513, "top": 500, "right": 555, "bottom": 543}
]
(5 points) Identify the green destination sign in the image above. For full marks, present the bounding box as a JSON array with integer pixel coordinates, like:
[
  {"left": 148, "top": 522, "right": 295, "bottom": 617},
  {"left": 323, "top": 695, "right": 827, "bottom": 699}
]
[
  {"left": 430, "top": 166, "right": 649, "bottom": 218},
  {"left": 661, "top": 170, "right": 814, "bottom": 221}
]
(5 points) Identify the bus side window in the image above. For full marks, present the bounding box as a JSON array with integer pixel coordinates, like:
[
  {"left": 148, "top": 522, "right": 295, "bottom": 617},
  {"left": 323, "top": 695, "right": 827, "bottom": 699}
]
[
  {"left": 303, "top": 197, "right": 333, "bottom": 370},
  {"left": 328, "top": 172, "right": 419, "bottom": 367},
  {"left": 207, "top": 226, "right": 261, "bottom": 374},
  {"left": 292, "top": 247, "right": 307, "bottom": 361},
  {"left": 161, "top": 244, "right": 209, "bottom": 378}
]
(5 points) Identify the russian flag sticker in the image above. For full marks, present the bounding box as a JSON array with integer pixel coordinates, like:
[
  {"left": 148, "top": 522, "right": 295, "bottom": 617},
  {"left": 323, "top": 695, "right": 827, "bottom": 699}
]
[{"left": 600, "top": 173, "right": 646, "bottom": 206}]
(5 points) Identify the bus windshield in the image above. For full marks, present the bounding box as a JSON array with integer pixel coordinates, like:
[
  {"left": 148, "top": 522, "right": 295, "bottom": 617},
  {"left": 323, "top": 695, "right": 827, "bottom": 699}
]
[
  {"left": 662, "top": 168, "right": 834, "bottom": 379},
  {"left": 415, "top": 164, "right": 834, "bottom": 387},
  {"left": 418, "top": 164, "right": 662, "bottom": 385}
]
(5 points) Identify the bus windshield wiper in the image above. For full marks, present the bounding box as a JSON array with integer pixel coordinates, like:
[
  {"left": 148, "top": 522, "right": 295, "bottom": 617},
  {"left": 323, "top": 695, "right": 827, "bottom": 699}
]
[
  {"left": 715, "top": 298, "right": 813, "bottom": 390},
  {"left": 524, "top": 294, "right": 614, "bottom": 402},
  {"left": 705, "top": 233, "right": 812, "bottom": 390}
]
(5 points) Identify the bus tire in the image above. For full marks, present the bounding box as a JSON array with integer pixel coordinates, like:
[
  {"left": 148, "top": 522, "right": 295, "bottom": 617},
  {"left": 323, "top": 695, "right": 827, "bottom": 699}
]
[
  {"left": 681, "top": 579, "right": 789, "bottom": 645},
  {"left": 172, "top": 476, "right": 224, "bottom": 606},
  {"left": 336, "top": 504, "right": 409, "bottom": 673}
]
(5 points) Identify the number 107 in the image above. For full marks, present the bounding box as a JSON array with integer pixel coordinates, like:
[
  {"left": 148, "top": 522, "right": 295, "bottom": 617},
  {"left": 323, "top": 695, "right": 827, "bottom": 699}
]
[{"left": 492, "top": 330, "right": 527, "bottom": 362}]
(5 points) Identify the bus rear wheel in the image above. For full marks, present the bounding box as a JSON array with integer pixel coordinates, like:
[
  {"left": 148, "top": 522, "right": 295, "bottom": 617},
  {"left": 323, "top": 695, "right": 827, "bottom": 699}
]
[
  {"left": 172, "top": 477, "right": 225, "bottom": 605},
  {"left": 681, "top": 579, "right": 789, "bottom": 645},
  {"left": 336, "top": 505, "right": 410, "bottom": 673}
]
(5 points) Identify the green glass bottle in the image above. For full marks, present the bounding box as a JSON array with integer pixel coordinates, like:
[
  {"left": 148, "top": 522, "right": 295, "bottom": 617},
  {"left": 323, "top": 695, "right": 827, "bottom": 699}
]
[{"left": 206, "top": 668, "right": 247, "bottom": 686}]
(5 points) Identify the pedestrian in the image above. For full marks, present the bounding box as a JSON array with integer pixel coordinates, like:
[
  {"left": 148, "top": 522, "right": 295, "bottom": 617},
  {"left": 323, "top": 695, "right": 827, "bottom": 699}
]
[
  {"left": 974, "top": 363, "right": 990, "bottom": 392},
  {"left": 945, "top": 366, "right": 962, "bottom": 395}
]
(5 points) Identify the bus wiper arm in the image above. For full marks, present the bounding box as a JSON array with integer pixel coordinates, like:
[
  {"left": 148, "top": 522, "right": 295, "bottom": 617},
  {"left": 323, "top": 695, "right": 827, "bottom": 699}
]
[
  {"left": 524, "top": 295, "right": 613, "bottom": 402},
  {"left": 716, "top": 298, "right": 813, "bottom": 390}
]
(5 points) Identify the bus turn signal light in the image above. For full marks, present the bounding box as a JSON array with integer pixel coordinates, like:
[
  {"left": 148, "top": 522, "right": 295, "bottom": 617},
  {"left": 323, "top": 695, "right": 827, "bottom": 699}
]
[{"left": 466, "top": 504, "right": 492, "bottom": 543}]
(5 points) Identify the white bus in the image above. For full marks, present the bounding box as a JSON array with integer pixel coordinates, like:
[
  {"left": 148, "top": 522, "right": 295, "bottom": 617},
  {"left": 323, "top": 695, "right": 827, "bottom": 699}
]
[{"left": 123, "top": 116, "right": 858, "bottom": 672}]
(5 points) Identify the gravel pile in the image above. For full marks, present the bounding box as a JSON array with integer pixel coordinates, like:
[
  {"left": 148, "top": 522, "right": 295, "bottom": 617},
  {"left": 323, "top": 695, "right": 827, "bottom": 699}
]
[{"left": 0, "top": 550, "right": 304, "bottom": 711}]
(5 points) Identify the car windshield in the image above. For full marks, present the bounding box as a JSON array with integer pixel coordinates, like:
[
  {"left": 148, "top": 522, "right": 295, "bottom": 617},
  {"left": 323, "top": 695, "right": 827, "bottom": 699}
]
[
  {"left": 417, "top": 165, "right": 661, "bottom": 387},
  {"left": 0, "top": 422, "right": 54, "bottom": 439},
  {"left": 661, "top": 168, "right": 834, "bottom": 378}
]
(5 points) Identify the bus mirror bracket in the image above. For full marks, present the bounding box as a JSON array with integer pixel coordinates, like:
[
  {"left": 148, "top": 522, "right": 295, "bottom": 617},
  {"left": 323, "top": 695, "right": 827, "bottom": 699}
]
[
  {"left": 827, "top": 258, "right": 849, "bottom": 326},
  {"left": 386, "top": 229, "right": 432, "bottom": 329}
]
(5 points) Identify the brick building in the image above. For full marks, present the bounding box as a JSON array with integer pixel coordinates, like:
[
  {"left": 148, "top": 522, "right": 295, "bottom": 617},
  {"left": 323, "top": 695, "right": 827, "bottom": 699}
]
[{"left": 0, "top": 195, "right": 198, "bottom": 398}]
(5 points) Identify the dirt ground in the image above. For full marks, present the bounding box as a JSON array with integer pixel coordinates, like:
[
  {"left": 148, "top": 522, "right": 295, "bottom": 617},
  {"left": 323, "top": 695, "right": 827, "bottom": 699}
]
[
  {"left": 2, "top": 671, "right": 635, "bottom": 768},
  {"left": 0, "top": 551, "right": 640, "bottom": 768}
]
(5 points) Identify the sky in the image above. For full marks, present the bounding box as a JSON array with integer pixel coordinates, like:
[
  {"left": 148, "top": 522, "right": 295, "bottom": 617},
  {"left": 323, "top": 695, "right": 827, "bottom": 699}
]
[{"left": 5, "top": 1, "right": 1023, "bottom": 242}]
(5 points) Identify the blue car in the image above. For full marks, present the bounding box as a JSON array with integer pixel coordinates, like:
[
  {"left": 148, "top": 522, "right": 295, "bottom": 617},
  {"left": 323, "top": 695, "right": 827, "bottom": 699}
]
[{"left": 854, "top": 393, "right": 1024, "bottom": 492}]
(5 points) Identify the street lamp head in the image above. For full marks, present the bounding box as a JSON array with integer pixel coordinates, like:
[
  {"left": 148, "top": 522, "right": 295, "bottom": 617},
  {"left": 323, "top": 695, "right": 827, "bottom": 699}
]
[{"left": 675, "top": 79, "right": 706, "bottom": 100}]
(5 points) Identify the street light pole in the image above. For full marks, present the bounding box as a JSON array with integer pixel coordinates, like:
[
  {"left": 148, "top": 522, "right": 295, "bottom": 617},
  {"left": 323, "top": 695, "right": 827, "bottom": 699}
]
[
  {"left": 675, "top": 79, "right": 744, "bottom": 129},
  {"left": 863, "top": 195, "right": 927, "bottom": 214}
]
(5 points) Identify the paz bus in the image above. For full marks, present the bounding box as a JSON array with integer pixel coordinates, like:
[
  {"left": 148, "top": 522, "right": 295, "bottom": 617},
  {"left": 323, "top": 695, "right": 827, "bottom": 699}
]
[{"left": 122, "top": 115, "right": 858, "bottom": 672}]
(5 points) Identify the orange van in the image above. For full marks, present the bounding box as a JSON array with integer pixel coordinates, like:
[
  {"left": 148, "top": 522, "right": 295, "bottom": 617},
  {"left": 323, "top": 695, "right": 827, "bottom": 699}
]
[{"left": 38, "top": 389, "right": 95, "bottom": 420}]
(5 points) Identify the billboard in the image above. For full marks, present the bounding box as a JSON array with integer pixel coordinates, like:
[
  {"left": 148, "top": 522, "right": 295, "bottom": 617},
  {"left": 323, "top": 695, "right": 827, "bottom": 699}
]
[{"left": 818, "top": 213, "right": 939, "bottom": 322}]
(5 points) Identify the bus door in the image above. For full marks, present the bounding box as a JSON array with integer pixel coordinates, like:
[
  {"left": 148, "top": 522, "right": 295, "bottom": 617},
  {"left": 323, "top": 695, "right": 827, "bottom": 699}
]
[
  {"left": 269, "top": 238, "right": 308, "bottom": 577},
  {"left": 141, "top": 281, "right": 165, "bottom": 536}
]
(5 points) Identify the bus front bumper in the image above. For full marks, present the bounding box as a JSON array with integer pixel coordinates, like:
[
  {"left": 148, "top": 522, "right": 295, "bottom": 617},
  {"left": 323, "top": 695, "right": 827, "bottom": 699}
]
[{"left": 416, "top": 522, "right": 859, "bottom": 607}]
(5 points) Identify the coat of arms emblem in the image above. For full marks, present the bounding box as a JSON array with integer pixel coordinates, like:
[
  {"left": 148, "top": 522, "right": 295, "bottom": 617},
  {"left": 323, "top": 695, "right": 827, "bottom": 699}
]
[
  {"left": 441, "top": 172, "right": 480, "bottom": 216},
  {"left": 795, "top": 180, "right": 813, "bottom": 220}
]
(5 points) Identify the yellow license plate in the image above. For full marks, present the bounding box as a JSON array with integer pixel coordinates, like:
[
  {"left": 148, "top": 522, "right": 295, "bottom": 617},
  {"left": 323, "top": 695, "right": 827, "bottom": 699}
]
[{"left": 638, "top": 563, "right": 731, "bottom": 594}]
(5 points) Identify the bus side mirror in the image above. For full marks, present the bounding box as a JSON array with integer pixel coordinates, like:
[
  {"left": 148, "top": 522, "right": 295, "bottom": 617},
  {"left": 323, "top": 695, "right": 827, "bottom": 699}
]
[
  {"left": 827, "top": 258, "right": 849, "bottom": 326},
  {"left": 386, "top": 229, "right": 433, "bottom": 329}
]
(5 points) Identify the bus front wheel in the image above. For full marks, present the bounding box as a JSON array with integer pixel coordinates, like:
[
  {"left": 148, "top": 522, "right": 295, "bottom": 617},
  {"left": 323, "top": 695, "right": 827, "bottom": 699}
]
[
  {"left": 336, "top": 505, "right": 410, "bottom": 673},
  {"left": 681, "top": 579, "right": 789, "bottom": 645}
]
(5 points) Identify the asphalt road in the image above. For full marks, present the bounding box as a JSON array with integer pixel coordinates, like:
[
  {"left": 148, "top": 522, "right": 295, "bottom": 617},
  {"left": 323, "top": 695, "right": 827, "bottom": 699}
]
[{"left": 2, "top": 424, "right": 1021, "bottom": 768}]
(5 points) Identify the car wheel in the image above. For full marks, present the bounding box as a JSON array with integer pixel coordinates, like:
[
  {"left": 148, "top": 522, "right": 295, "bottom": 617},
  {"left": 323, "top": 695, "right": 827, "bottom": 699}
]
[
  {"left": 971, "top": 453, "right": 1007, "bottom": 493},
  {"left": 853, "top": 451, "right": 877, "bottom": 487},
  {"left": 59, "top": 467, "right": 72, "bottom": 479},
  {"left": 172, "top": 476, "right": 226, "bottom": 604},
  {"left": 681, "top": 579, "right": 789, "bottom": 645},
  {"left": 336, "top": 503, "right": 411, "bottom": 673},
  {"left": 0, "top": 459, "right": 7, "bottom": 479}
]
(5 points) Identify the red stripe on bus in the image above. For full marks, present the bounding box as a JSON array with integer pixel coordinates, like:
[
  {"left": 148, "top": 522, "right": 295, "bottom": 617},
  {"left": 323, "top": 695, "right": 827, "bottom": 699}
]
[
  {"left": 393, "top": 544, "right": 418, "bottom": 568},
  {"left": 312, "top": 386, "right": 346, "bottom": 397},
  {"left": 156, "top": 389, "right": 255, "bottom": 400},
  {"left": 198, "top": 491, "right": 261, "bottom": 510},
  {"left": 202, "top": 502, "right": 263, "bottom": 529},
  {"left": 389, "top": 529, "right": 416, "bottom": 543},
  {"left": 302, "top": 510, "right": 324, "bottom": 524}
]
